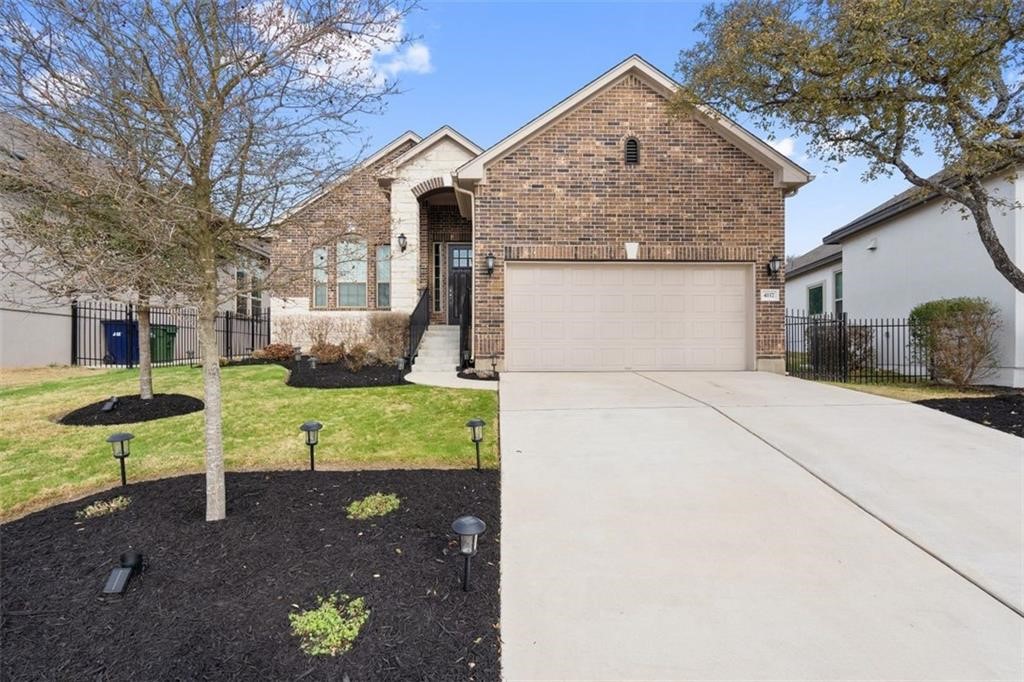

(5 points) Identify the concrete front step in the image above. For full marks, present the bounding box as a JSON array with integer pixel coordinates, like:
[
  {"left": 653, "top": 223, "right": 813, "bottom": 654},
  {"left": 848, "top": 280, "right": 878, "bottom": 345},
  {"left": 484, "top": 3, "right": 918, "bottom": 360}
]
[{"left": 412, "top": 326, "right": 461, "bottom": 371}]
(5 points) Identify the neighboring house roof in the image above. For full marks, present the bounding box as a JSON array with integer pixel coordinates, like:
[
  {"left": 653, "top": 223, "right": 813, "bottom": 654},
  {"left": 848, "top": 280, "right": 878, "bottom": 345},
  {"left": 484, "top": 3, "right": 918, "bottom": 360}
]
[
  {"left": 455, "top": 55, "right": 812, "bottom": 191},
  {"left": 787, "top": 243, "right": 842, "bottom": 278},
  {"left": 378, "top": 125, "right": 482, "bottom": 178}
]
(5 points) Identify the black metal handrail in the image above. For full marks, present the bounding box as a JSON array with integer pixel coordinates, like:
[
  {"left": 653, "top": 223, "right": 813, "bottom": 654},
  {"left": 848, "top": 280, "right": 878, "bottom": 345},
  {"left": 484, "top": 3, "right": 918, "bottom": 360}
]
[
  {"left": 458, "top": 287, "right": 471, "bottom": 370},
  {"left": 408, "top": 288, "right": 430, "bottom": 362}
]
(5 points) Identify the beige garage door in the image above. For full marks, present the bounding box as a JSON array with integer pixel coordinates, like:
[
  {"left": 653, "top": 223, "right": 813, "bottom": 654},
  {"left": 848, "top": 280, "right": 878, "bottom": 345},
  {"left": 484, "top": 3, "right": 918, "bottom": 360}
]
[{"left": 505, "top": 262, "right": 752, "bottom": 371}]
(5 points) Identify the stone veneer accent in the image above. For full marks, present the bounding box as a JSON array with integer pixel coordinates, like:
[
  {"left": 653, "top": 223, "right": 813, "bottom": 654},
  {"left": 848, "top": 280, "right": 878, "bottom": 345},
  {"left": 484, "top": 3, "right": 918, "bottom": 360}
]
[{"left": 471, "top": 74, "right": 786, "bottom": 367}]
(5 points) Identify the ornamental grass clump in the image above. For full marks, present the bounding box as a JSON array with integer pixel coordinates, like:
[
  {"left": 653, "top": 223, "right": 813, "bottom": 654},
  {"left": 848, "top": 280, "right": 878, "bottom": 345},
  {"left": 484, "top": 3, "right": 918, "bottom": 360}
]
[
  {"left": 289, "top": 593, "right": 369, "bottom": 657},
  {"left": 75, "top": 495, "right": 131, "bottom": 519},
  {"left": 346, "top": 492, "right": 401, "bottom": 520}
]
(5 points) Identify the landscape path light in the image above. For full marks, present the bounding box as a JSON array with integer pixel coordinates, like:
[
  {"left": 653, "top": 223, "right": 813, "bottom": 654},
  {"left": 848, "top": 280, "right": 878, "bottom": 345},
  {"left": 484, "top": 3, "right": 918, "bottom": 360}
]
[
  {"left": 299, "top": 420, "right": 323, "bottom": 471},
  {"left": 466, "top": 418, "right": 485, "bottom": 471},
  {"left": 106, "top": 432, "right": 134, "bottom": 486},
  {"left": 451, "top": 515, "right": 486, "bottom": 592}
]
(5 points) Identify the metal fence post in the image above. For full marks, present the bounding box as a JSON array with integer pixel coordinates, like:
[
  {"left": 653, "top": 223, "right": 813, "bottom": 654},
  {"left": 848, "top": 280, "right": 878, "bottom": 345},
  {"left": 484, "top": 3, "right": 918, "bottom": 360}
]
[
  {"left": 125, "top": 303, "right": 135, "bottom": 369},
  {"left": 224, "top": 311, "right": 232, "bottom": 359},
  {"left": 70, "top": 299, "right": 79, "bottom": 366}
]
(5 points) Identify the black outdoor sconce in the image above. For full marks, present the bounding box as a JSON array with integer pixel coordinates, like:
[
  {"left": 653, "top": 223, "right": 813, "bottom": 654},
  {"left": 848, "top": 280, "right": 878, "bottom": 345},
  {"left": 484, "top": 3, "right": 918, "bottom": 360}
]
[
  {"left": 300, "top": 420, "right": 323, "bottom": 471},
  {"left": 466, "top": 418, "right": 485, "bottom": 471},
  {"left": 107, "top": 432, "right": 134, "bottom": 486},
  {"left": 484, "top": 252, "right": 495, "bottom": 275},
  {"left": 767, "top": 255, "right": 783, "bottom": 277},
  {"left": 397, "top": 233, "right": 408, "bottom": 252},
  {"left": 451, "top": 515, "right": 486, "bottom": 592}
]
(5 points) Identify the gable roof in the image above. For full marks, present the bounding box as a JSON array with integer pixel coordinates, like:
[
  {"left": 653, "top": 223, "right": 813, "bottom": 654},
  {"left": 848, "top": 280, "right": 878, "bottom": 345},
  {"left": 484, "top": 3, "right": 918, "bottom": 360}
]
[
  {"left": 274, "top": 130, "right": 421, "bottom": 223},
  {"left": 455, "top": 55, "right": 812, "bottom": 190},
  {"left": 787, "top": 243, "right": 842, "bottom": 278},
  {"left": 379, "top": 125, "right": 482, "bottom": 177}
]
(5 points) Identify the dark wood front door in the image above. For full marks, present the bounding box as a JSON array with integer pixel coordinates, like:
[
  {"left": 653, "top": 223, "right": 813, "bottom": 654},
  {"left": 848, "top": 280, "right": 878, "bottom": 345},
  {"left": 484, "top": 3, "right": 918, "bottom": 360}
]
[{"left": 447, "top": 243, "right": 472, "bottom": 325}]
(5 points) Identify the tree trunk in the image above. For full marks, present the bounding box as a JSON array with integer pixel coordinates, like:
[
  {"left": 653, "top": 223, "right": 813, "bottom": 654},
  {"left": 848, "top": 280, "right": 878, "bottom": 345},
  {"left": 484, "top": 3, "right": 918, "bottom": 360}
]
[
  {"left": 198, "top": 297, "right": 226, "bottom": 521},
  {"left": 967, "top": 185, "right": 1024, "bottom": 293},
  {"left": 137, "top": 302, "right": 154, "bottom": 400}
]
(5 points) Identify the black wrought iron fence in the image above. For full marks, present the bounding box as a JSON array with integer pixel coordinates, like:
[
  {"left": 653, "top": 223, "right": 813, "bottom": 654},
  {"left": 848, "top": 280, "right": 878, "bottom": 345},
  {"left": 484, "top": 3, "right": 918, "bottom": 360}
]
[
  {"left": 785, "top": 311, "right": 929, "bottom": 383},
  {"left": 408, "top": 288, "right": 430, "bottom": 362},
  {"left": 71, "top": 299, "right": 270, "bottom": 367}
]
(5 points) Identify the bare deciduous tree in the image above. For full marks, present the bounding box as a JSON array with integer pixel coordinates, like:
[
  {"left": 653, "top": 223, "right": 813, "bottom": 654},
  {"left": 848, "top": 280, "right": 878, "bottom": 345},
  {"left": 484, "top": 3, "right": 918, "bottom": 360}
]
[{"left": 0, "top": 0, "right": 415, "bottom": 520}]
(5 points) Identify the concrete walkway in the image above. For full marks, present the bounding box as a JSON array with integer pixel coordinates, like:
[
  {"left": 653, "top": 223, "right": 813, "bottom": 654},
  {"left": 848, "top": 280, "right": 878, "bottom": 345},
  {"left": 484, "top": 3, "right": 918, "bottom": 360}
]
[{"left": 500, "top": 372, "right": 1023, "bottom": 681}]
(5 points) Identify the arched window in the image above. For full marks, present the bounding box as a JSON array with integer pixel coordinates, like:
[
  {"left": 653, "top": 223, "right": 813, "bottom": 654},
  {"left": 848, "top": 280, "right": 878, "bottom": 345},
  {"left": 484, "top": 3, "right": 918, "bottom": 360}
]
[{"left": 624, "top": 137, "right": 639, "bottom": 165}]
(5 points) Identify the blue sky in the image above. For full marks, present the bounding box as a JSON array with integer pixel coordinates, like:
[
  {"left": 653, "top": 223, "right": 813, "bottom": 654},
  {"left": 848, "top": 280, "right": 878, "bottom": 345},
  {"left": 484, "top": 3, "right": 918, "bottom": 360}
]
[{"left": 364, "top": 1, "right": 943, "bottom": 257}]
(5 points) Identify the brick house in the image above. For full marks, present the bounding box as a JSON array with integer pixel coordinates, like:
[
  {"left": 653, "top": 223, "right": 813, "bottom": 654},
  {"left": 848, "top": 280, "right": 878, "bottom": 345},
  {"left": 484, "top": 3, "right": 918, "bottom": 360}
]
[{"left": 270, "top": 55, "right": 811, "bottom": 373}]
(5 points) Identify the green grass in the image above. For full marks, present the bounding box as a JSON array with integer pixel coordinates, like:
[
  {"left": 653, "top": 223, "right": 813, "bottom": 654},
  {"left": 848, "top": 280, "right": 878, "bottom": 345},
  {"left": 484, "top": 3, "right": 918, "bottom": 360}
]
[
  {"left": 823, "top": 380, "right": 1003, "bottom": 402},
  {"left": 345, "top": 492, "right": 401, "bottom": 520},
  {"left": 0, "top": 364, "right": 498, "bottom": 520}
]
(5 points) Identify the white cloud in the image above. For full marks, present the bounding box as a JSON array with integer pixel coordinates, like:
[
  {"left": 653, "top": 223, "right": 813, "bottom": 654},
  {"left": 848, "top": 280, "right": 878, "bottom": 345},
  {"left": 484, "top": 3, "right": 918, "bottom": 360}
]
[
  {"left": 377, "top": 42, "right": 432, "bottom": 78},
  {"left": 769, "top": 137, "right": 795, "bottom": 157}
]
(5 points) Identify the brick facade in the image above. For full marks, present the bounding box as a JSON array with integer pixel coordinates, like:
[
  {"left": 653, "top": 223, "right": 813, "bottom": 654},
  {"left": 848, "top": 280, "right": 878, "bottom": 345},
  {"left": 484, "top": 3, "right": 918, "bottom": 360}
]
[
  {"left": 417, "top": 202, "right": 473, "bottom": 323},
  {"left": 471, "top": 74, "right": 786, "bottom": 366}
]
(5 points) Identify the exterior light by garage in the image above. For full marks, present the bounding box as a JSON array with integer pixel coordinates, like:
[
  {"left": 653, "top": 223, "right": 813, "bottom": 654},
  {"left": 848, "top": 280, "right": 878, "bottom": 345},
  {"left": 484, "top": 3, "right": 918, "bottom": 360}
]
[
  {"left": 107, "top": 432, "right": 134, "bottom": 486},
  {"left": 466, "top": 418, "right": 485, "bottom": 470},
  {"left": 451, "top": 515, "right": 486, "bottom": 591},
  {"left": 299, "top": 420, "right": 323, "bottom": 471},
  {"left": 767, "top": 255, "right": 782, "bottom": 277},
  {"left": 485, "top": 252, "right": 495, "bottom": 275},
  {"left": 397, "top": 233, "right": 408, "bottom": 252}
]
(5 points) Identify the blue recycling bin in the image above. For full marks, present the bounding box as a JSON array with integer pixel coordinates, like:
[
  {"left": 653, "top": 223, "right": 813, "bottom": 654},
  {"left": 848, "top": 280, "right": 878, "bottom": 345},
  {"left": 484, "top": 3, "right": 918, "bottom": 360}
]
[{"left": 101, "top": 319, "right": 140, "bottom": 366}]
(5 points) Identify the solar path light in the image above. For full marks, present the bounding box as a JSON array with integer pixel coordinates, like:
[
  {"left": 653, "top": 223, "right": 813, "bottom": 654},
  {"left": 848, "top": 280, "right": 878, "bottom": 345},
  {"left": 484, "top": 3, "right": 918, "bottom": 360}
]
[
  {"left": 106, "top": 432, "right": 134, "bottom": 486},
  {"left": 451, "top": 515, "right": 486, "bottom": 592},
  {"left": 466, "top": 418, "right": 485, "bottom": 471},
  {"left": 299, "top": 421, "right": 323, "bottom": 471}
]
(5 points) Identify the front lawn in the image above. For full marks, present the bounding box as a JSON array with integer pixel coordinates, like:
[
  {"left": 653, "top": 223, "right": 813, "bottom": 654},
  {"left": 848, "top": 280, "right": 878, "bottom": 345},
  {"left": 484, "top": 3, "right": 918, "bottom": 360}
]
[
  {"left": 0, "top": 365, "right": 498, "bottom": 520},
  {"left": 823, "top": 380, "right": 1003, "bottom": 402}
]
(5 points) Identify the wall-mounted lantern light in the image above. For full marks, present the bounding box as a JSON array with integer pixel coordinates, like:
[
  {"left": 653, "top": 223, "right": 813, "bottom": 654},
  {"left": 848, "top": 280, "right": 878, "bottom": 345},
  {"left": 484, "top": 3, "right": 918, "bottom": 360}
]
[
  {"left": 766, "top": 255, "right": 782, "bottom": 277},
  {"left": 451, "top": 515, "right": 486, "bottom": 592},
  {"left": 107, "top": 432, "right": 134, "bottom": 486},
  {"left": 485, "top": 252, "right": 495, "bottom": 275},
  {"left": 299, "top": 421, "right": 322, "bottom": 471},
  {"left": 466, "top": 418, "right": 485, "bottom": 471},
  {"left": 397, "top": 233, "right": 408, "bottom": 252}
]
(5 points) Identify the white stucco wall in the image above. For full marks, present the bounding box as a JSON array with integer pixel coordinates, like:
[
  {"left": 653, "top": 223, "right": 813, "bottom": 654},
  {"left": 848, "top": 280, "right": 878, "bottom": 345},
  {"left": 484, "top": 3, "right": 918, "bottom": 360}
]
[
  {"left": 841, "top": 174, "right": 1023, "bottom": 387},
  {"left": 785, "top": 263, "right": 843, "bottom": 316}
]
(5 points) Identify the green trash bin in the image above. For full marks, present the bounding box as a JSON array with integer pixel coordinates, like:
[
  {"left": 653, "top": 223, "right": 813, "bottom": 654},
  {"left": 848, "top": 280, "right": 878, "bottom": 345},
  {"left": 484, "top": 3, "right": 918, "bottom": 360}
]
[{"left": 150, "top": 324, "right": 178, "bottom": 363}]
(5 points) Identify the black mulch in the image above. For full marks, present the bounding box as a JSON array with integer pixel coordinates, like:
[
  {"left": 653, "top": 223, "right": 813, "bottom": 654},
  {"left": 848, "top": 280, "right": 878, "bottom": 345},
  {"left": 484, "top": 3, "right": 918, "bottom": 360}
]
[
  {"left": 58, "top": 393, "right": 204, "bottom": 426},
  {"left": 456, "top": 370, "right": 499, "bottom": 383},
  {"left": 916, "top": 393, "right": 1024, "bottom": 438},
  {"left": 1, "top": 470, "right": 500, "bottom": 681},
  {"left": 287, "top": 360, "right": 410, "bottom": 389}
]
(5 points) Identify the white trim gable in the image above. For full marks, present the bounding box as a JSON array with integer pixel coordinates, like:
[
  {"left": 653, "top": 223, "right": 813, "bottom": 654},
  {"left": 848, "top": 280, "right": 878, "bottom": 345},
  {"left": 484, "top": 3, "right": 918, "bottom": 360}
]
[
  {"left": 379, "top": 126, "right": 482, "bottom": 177},
  {"left": 455, "top": 55, "right": 811, "bottom": 190}
]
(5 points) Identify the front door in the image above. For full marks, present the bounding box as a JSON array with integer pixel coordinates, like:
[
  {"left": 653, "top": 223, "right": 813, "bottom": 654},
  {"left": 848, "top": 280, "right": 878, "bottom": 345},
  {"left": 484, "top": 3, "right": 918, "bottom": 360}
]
[{"left": 447, "top": 243, "right": 472, "bottom": 325}]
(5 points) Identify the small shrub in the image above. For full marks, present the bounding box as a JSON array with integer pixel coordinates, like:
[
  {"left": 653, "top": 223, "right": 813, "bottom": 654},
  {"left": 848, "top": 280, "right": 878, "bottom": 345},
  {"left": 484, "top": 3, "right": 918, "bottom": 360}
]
[
  {"left": 367, "top": 312, "right": 409, "bottom": 362},
  {"left": 346, "top": 492, "right": 401, "bottom": 520},
  {"left": 910, "top": 297, "right": 1001, "bottom": 387},
  {"left": 253, "top": 342, "right": 295, "bottom": 362},
  {"left": 336, "top": 317, "right": 367, "bottom": 347},
  {"left": 76, "top": 495, "right": 131, "bottom": 519},
  {"left": 303, "top": 317, "right": 337, "bottom": 348},
  {"left": 274, "top": 317, "right": 301, "bottom": 347},
  {"left": 310, "top": 342, "right": 345, "bottom": 365},
  {"left": 805, "top": 320, "right": 875, "bottom": 373},
  {"left": 289, "top": 593, "right": 370, "bottom": 657},
  {"left": 344, "top": 343, "right": 371, "bottom": 372}
]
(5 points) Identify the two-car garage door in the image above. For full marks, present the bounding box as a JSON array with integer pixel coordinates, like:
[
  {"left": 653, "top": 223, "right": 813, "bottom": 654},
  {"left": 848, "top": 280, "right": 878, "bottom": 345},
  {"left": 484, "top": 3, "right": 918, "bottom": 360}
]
[{"left": 504, "top": 262, "right": 752, "bottom": 371}]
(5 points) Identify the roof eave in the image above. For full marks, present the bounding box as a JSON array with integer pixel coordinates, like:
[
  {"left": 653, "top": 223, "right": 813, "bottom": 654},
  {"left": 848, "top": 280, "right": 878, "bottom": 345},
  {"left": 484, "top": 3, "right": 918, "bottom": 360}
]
[{"left": 787, "top": 251, "right": 842, "bottom": 278}]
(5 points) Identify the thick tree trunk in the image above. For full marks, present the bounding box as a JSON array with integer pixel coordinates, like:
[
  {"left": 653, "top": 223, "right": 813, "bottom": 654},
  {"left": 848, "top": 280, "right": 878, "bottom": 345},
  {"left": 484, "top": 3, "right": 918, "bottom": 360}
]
[
  {"left": 198, "top": 296, "right": 226, "bottom": 521},
  {"left": 137, "top": 302, "right": 154, "bottom": 400},
  {"left": 967, "top": 185, "right": 1024, "bottom": 293}
]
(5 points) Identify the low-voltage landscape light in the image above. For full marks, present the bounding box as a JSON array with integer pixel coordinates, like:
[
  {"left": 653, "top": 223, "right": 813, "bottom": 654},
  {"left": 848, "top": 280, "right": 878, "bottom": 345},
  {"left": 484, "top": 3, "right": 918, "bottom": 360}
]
[
  {"left": 451, "top": 515, "right": 486, "bottom": 592},
  {"left": 106, "top": 432, "right": 134, "bottom": 486},
  {"left": 299, "top": 421, "right": 323, "bottom": 471},
  {"left": 293, "top": 346, "right": 302, "bottom": 362},
  {"left": 466, "top": 418, "right": 485, "bottom": 471},
  {"left": 309, "top": 356, "right": 318, "bottom": 370}
]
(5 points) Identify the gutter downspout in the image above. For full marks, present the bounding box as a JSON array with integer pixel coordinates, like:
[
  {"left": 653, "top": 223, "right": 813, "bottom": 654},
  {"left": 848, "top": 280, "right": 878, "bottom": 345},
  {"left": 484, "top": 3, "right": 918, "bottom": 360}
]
[{"left": 453, "top": 174, "right": 477, "bottom": 364}]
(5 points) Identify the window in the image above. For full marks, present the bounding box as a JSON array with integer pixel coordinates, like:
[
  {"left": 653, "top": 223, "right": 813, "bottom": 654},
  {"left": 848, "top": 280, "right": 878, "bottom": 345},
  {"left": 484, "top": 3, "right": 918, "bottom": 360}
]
[
  {"left": 235, "top": 270, "right": 249, "bottom": 317},
  {"left": 376, "top": 245, "right": 391, "bottom": 309},
  {"left": 625, "top": 137, "right": 639, "bottom": 165},
  {"left": 312, "top": 247, "right": 328, "bottom": 308},
  {"left": 808, "top": 284, "right": 824, "bottom": 316},
  {"left": 450, "top": 245, "right": 472, "bottom": 269},
  {"left": 833, "top": 271, "right": 843, "bottom": 317},
  {"left": 337, "top": 240, "right": 367, "bottom": 307},
  {"left": 250, "top": 271, "right": 263, "bottom": 316},
  {"left": 433, "top": 242, "right": 442, "bottom": 312}
]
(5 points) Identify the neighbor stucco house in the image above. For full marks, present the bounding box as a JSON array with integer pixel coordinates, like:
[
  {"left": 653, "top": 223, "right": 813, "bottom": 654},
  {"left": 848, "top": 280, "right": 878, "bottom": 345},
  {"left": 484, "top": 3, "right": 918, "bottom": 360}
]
[
  {"left": 787, "top": 170, "right": 1024, "bottom": 387},
  {"left": 270, "top": 55, "right": 812, "bottom": 372}
]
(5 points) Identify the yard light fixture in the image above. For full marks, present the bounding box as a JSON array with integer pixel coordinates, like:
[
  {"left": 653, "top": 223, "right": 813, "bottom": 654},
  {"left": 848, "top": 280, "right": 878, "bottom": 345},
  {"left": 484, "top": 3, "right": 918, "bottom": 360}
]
[
  {"left": 293, "top": 346, "right": 302, "bottom": 362},
  {"left": 309, "top": 356, "right": 317, "bottom": 370},
  {"left": 299, "top": 420, "right": 323, "bottom": 471},
  {"left": 451, "top": 515, "right": 486, "bottom": 592},
  {"left": 466, "top": 418, "right": 485, "bottom": 471},
  {"left": 107, "top": 432, "right": 134, "bottom": 486},
  {"left": 767, "top": 255, "right": 782, "bottom": 277},
  {"left": 397, "top": 233, "right": 408, "bottom": 252},
  {"left": 489, "top": 354, "right": 497, "bottom": 374},
  {"left": 187, "top": 350, "right": 196, "bottom": 368},
  {"left": 484, "top": 252, "right": 495, "bottom": 275}
]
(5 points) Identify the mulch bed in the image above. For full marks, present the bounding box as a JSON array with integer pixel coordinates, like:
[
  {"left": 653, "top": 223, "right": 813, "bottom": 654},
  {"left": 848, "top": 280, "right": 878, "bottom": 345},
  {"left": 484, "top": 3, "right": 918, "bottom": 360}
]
[
  {"left": 457, "top": 370, "right": 499, "bottom": 382},
  {"left": 1, "top": 470, "right": 500, "bottom": 681},
  {"left": 59, "top": 393, "right": 204, "bottom": 426},
  {"left": 287, "top": 360, "right": 410, "bottom": 389},
  {"left": 916, "top": 393, "right": 1024, "bottom": 438}
]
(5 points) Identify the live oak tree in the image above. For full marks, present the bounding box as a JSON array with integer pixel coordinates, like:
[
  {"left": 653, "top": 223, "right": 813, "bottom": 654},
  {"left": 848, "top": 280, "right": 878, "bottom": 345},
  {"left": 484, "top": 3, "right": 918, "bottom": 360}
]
[
  {"left": 0, "top": 0, "right": 414, "bottom": 520},
  {"left": 674, "top": 0, "right": 1024, "bottom": 292}
]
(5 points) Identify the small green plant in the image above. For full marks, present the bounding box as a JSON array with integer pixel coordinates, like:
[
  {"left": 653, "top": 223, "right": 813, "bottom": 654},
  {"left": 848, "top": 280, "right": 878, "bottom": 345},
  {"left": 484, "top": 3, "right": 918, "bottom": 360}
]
[
  {"left": 76, "top": 495, "right": 131, "bottom": 519},
  {"left": 346, "top": 492, "right": 401, "bottom": 520},
  {"left": 289, "top": 593, "right": 369, "bottom": 657}
]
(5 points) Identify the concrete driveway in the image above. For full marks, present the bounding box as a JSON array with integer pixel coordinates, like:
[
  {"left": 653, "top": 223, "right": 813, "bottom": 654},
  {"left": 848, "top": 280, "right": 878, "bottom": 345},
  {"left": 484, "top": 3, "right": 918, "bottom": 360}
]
[{"left": 500, "top": 372, "right": 1023, "bottom": 681}]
